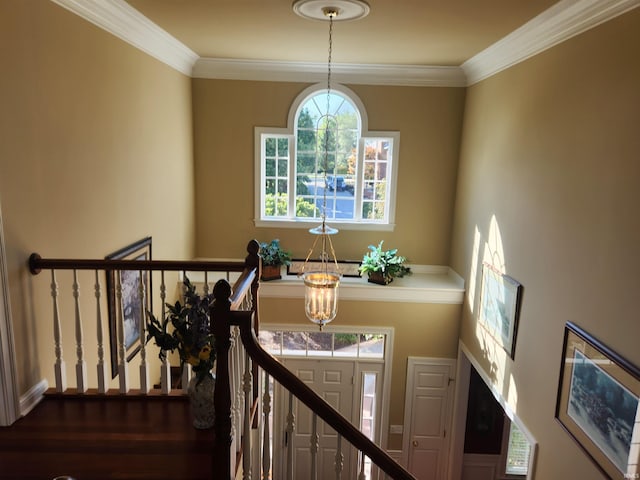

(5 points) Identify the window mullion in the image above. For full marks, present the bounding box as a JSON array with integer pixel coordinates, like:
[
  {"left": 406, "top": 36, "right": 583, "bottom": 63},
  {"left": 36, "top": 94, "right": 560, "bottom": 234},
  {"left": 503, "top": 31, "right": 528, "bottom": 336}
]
[{"left": 288, "top": 135, "right": 296, "bottom": 219}]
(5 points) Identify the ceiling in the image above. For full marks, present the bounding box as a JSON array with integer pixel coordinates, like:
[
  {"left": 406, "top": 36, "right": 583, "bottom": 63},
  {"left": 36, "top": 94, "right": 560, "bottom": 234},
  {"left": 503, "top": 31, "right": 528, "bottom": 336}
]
[
  {"left": 56, "top": 0, "right": 634, "bottom": 85},
  {"left": 125, "top": 0, "right": 559, "bottom": 67}
]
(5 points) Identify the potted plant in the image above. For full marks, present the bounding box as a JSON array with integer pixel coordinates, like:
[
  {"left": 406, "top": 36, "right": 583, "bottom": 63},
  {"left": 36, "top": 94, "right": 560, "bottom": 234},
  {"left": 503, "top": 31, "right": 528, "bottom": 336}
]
[
  {"left": 259, "top": 239, "right": 292, "bottom": 281},
  {"left": 359, "top": 241, "right": 411, "bottom": 285},
  {"left": 146, "top": 277, "right": 216, "bottom": 428}
]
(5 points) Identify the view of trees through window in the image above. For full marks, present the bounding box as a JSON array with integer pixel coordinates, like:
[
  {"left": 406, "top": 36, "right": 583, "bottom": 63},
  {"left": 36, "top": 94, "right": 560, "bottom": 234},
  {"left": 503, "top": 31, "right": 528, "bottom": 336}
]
[{"left": 258, "top": 86, "right": 397, "bottom": 226}]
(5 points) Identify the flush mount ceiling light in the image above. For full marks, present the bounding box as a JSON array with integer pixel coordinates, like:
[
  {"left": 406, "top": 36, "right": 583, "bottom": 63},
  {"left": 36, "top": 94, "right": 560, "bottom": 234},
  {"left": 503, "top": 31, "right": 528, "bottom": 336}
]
[
  {"left": 293, "top": 0, "right": 369, "bottom": 330},
  {"left": 292, "top": 0, "right": 370, "bottom": 22}
]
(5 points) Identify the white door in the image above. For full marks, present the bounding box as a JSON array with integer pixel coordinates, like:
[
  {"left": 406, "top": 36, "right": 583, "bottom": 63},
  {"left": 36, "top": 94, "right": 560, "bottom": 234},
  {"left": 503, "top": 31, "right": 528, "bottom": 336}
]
[
  {"left": 403, "top": 357, "right": 455, "bottom": 480},
  {"left": 281, "top": 358, "right": 355, "bottom": 480}
]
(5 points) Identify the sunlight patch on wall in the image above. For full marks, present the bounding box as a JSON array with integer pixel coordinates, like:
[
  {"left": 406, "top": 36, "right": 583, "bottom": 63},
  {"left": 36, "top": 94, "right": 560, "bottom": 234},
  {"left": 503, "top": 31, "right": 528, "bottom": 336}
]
[{"left": 467, "top": 226, "right": 481, "bottom": 313}]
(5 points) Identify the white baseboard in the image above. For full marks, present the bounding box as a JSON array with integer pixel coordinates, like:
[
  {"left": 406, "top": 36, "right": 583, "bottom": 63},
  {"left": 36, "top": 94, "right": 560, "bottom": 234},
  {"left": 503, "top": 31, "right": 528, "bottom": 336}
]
[{"left": 19, "top": 379, "right": 48, "bottom": 417}]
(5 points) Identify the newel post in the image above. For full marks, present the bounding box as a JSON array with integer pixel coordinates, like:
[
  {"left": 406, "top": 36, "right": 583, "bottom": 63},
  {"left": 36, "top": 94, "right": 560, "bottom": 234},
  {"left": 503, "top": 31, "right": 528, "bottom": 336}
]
[{"left": 212, "top": 279, "right": 233, "bottom": 480}]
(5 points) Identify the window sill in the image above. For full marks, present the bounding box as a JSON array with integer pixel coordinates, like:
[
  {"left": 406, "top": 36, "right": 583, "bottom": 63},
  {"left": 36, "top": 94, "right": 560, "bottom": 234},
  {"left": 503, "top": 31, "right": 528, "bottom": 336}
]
[
  {"left": 260, "top": 265, "right": 465, "bottom": 304},
  {"left": 254, "top": 218, "right": 396, "bottom": 232}
]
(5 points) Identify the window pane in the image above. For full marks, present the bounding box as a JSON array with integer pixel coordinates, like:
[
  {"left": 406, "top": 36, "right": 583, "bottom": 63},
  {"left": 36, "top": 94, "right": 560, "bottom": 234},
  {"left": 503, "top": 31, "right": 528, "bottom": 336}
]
[
  {"left": 277, "top": 159, "right": 288, "bottom": 176},
  {"left": 265, "top": 158, "right": 276, "bottom": 177},
  {"left": 296, "top": 196, "right": 319, "bottom": 218},
  {"left": 277, "top": 179, "right": 288, "bottom": 194},
  {"left": 282, "top": 331, "right": 307, "bottom": 355},
  {"left": 307, "top": 332, "right": 333, "bottom": 357},
  {"left": 506, "top": 422, "right": 531, "bottom": 475},
  {"left": 265, "top": 137, "right": 276, "bottom": 156},
  {"left": 259, "top": 330, "right": 282, "bottom": 355},
  {"left": 277, "top": 137, "right": 289, "bottom": 155},
  {"left": 297, "top": 153, "right": 316, "bottom": 174},
  {"left": 265, "top": 180, "right": 275, "bottom": 196},
  {"left": 333, "top": 333, "right": 358, "bottom": 358},
  {"left": 359, "top": 334, "right": 384, "bottom": 358}
]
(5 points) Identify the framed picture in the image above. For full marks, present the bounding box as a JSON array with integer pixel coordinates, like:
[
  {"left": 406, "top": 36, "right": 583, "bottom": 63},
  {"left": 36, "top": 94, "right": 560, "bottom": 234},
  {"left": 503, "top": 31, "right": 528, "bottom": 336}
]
[
  {"left": 478, "top": 262, "right": 523, "bottom": 359},
  {"left": 106, "top": 237, "right": 152, "bottom": 378},
  {"left": 556, "top": 322, "right": 640, "bottom": 479},
  {"left": 286, "top": 259, "right": 361, "bottom": 278}
]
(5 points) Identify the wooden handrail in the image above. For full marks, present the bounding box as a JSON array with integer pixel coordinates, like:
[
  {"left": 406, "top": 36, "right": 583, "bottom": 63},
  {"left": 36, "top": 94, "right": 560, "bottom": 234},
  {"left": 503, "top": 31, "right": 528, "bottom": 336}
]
[
  {"left": 28, "top": 254, "right": 247, "bottom": 275},
  {"left": 232, "top": 310, "right": 418, "bottom": 480}
]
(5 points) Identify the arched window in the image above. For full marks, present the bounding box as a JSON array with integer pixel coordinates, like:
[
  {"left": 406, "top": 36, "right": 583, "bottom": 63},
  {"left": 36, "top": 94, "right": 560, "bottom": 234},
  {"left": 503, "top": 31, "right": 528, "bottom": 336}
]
[{"left": 255, "top": 84, "right": 399, "bottom": 230}]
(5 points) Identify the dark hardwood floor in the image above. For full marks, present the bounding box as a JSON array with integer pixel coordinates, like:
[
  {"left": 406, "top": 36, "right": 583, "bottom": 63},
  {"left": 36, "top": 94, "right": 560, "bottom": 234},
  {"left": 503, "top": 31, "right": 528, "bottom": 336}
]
[{"left": 0, "top": 393, "right": 215, "bottom": 480}]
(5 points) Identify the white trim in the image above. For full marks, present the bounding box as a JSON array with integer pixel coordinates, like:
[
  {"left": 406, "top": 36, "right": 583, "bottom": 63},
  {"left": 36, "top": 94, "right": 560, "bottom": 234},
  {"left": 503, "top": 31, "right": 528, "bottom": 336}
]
[
  {"left": 450, "top": 341, "right": 538, "bottom": 480},
  {"left": 50, "top": 0, "right": 198, "bottom": 76},
  {"left": 51, "top": 0, "right": 637, "bottom": 85},
  {"left": 462, "top": 0, "right": 640, "bottom": 85},
  {"left": 19, "top": 379, "right": 48, "bottom": 417},
  {"left": 401, "top": 356, "right": 457, "bottom": 478},
  {"left": 194, "top": 58, "right": 467, "bottom": 87},
  {"left": 258, "top": 266, "right": 465, "bottom": 304},
  {"left": 262, "top": 323, "right": 394, "bottom": 457},
  {"left": 0, "top": 201, "right": 20, "bottom": 426}
]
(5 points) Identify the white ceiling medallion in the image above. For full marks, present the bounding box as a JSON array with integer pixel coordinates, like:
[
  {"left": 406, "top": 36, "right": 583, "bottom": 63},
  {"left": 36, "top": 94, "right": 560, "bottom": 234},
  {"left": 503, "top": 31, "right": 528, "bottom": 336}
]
[{"left": 292, "top": 0, "right": 370, "bottom": 22}]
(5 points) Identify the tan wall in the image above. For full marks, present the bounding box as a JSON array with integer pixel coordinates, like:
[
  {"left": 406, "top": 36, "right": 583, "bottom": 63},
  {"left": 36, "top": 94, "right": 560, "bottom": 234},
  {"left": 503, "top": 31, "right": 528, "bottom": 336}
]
[
  {"left": 192, "top": 79, "right": 465, "bottom": 265},
  {"left": 260, "top": 296, "right": 462, "bottom": 449},
  {"left": 451, "top": 9, "right": 640, "bottom": 480},
  {"left": 0, "top": 2, "right": 195, "bottom": 395}
]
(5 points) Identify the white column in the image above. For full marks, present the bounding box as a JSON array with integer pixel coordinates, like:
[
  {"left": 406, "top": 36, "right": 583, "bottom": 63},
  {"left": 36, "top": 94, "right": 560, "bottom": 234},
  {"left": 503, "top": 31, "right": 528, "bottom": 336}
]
[
  {"left": 95, "top": 270, "right": 108, "bottom": 394},
  {"left": 242, "top": 348, "right": 252, "bottom": 480},
  {"left": 72, "top": 270, "right": 87, "bottom": 393},
  {"left": 51, "top": 270, "right": 66, "bottom": 393},
  {"left": 262, "top": 373, "right": 271, "bottom": 480},
  {"left": 116, "top": 273, "right": 129, "bottom": 393}
]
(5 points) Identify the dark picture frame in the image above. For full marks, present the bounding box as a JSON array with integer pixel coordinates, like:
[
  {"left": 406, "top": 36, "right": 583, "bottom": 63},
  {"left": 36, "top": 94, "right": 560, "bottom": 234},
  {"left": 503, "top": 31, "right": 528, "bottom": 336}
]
[
  {"left": 286, "top": 259, "right": 362, "bottom": 278},
  {"left": 555, "top": 322, "right": 640, "bottom": 479},
  {"left": 106, "top": 237, "right": 152, "bottom": 378},
  {"left": 478, "top": 262, "right": 523, "bottom": 359}
]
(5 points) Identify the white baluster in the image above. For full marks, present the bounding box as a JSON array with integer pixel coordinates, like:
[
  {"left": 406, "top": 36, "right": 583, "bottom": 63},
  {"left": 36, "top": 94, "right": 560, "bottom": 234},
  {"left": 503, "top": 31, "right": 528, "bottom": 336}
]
[
  {"left": 116, "top": 273, "right": 129, "bottom": 393},
  {"left": 335, "top": 434, "right": 343, "bottom": 480},
  {"left": 358, "top": 452, "right": 366, "bottom": 480},
  {"left": 181, "top": 274, "right": 191, "bottom": 393},
  {"left": 243, "top": 348, "right": 252, "bottom": 480},
  {"left": 72, "top": 270, "right": 87, "bottom": 393},
  {"left": 159, "top": 271, "right": 171, "bottom": 394},
  {"left": 51, "top": 270, "right": 66, "bottom": 393},
  {"left": 138, "top": 269, "right": 149, "bottom": 393},
  {"left": 310, "top": 413, "right": 318, "bottom": 480},
  {"left": 95, "top": 270, "right": 108, "bottom": 393},
  {"left": 202, "top": 271, "right": 209, "bottom": 296},
  {"left": 286, "top": 392, "right": 295, "bottom": 480},
  {"left": 262, "top": 373, "right": 271, "bottom": 480}
]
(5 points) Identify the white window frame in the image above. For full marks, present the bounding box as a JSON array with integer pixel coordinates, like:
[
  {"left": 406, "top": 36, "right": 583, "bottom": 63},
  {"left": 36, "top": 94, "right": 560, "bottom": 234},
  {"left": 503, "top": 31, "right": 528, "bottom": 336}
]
[{"left": 254, "top": 83, "right": 399, "bottom": 231}]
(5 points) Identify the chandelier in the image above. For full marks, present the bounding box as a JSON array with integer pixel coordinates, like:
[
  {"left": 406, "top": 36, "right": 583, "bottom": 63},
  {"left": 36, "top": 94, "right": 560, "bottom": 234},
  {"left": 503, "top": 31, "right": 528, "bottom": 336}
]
[{"left": 293, "top": 0, "right": 369, "bottom": 329}]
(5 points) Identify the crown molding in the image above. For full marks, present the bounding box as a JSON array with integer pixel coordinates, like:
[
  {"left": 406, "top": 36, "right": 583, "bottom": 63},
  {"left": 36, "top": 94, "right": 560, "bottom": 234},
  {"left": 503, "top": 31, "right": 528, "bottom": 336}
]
[
  {"left": 51, "top": 0, "right": 638, "bottom": 86},
  {"left": 193, "top": 58, "right": 467, "bottom": 87},
  {"left": 51, "top": 0, "right": 198, "bottom": 76},
  {"left": 462, "top": 0, "right": 640, "bottom": 85}
]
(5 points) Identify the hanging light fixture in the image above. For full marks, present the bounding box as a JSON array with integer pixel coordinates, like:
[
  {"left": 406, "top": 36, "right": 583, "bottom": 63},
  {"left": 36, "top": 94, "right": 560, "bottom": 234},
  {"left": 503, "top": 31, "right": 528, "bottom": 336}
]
[{"left": 293, "top": 0, "right": 370, "bottom": 330}]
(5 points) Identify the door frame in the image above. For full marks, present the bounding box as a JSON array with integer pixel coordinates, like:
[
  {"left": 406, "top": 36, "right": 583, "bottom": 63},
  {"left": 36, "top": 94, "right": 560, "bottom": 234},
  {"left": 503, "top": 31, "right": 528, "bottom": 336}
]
[
  {"left": 263, "top": 323, "right": 394, "bottom": 479},
  {"left": 401, "top": 356, "right": 456, "bottom": 478},
  {"left": 448, "top": 341, "right": 538, "bottom": 480},
  {"left": 0, "top": 201, "right": 20, "bottom": 426}
]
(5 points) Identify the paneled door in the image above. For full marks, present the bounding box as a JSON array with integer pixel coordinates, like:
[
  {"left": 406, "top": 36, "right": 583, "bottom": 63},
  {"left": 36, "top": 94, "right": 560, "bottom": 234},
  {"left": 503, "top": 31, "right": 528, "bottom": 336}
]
[
  {"left": 281, "top": 358, "right": 355, "bottom": 480},
  {"left": 403, "top": 357, "right": 455, "bottom": 480}
]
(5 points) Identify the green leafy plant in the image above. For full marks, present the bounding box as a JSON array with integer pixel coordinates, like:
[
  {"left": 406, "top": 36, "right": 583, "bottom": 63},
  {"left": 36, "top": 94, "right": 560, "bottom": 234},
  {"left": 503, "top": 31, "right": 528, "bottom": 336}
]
[
  {"left": 146, "top": 277, "right": 215, "bottom": 385},
  {"left": 359, "top": 241, "right": 411, "bottom": 284},
  {"left": 259, "top": 239, "right": 292, "bottom": 267}
]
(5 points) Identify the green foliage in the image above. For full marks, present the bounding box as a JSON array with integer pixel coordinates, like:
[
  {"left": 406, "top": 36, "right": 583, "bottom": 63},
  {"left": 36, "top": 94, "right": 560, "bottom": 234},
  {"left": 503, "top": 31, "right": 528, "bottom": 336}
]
[
  {"left": 259, "top": 239, "right": 292, "bottom": 266},
  {"left": 146, "top": 277, "right": 215, "bottom": 384},
  {"left": 359, "top": 241, "right": 411, "bottom": 283}
]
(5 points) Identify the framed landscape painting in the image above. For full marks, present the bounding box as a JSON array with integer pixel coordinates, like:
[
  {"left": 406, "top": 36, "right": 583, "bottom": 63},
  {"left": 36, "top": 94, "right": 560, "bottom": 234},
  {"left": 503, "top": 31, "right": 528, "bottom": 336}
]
[
  {"left": 478, "top": 262, "right": 523, "bottom": 359},
  {"left": 106, "top": 237, "right": 152, "bottom": 378},
  {"left": 556, "top": 322, "right": 640, "bottom": 479}
]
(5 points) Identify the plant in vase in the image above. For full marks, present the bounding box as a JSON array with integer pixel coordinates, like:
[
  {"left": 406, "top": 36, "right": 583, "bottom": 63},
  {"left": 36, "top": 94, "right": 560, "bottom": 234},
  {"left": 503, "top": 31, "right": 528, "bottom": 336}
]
[
  {"left": 259, "top": 238, "right": 292, "bottom": 281},
  {"left": 146, "top": 276, "right": 216, "bottom": 428},
  {"left": 359, "top": 241, "right": 411, "bottom": 285}
]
